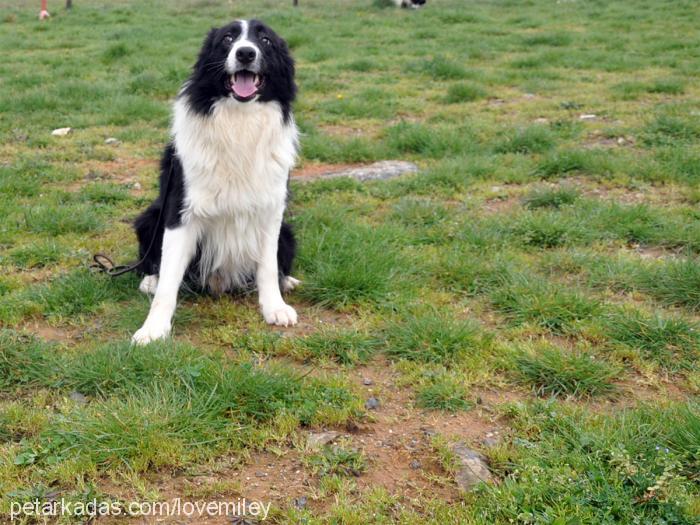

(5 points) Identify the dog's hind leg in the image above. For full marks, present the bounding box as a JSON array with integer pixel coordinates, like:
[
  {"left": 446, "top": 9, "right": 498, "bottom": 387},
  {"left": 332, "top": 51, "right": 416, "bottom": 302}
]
[
  {"left": 281, "top": 275, "right": 300, "bottom": 292},
  {"left": 277, "top": 221, "right": 300, "bottom": 293},
  {"left": 139, "top": 275, "right": 158, "bottom": 295}
]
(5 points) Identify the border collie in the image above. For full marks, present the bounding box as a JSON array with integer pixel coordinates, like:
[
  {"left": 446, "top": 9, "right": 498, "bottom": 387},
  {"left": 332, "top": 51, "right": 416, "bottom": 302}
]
[
  {"left": 132, "top": 19, "right": 300, "bottom": 345},
  {"left": 393, "top": 0, "right": 426, "bottom": 8}
]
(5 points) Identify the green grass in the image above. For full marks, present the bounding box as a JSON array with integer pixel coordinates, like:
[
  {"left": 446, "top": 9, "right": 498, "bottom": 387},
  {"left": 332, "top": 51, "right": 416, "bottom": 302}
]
[
  {"left": 416, "top": 378, "right": 473, "bottom": 411},
  {"left": 603, "top": 309, "right": 700, "bottom": 371},
  {"left": 384, "top": 311, "right": 491, "bottom": 366},
  {"left": 289, "top": 329, "right": 379, "bottom": 365},
  {"left": 495, "top": 126, "right": 556, "bottom": 155},
  {"left": 522, "top": 186, "right": 580, "bottom": 209},
  {"left": 3, "top": 0, "right": 700, "bottom": 521},
  {"left": 512, "top": 343, "right": 619, "bottom": 398},
  {"left": 443, "top": 82, "right": 487, "bottom": 104},
  {"left": 491, "top": 275, "right": 600, "bottom": 334},
  {"left": 305, "top": 444, "right": 367, "bottom": 478}
]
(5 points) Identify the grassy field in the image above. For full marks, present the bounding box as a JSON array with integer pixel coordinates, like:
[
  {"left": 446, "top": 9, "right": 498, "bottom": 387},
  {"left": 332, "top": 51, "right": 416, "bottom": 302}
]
[{"left": 1, "top": 0, "right": 700, "bottom": 522}]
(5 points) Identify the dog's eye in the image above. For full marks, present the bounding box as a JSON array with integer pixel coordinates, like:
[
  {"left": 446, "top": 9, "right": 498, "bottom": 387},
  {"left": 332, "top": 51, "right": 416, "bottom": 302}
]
[
  {"left": 261, "top": 37, "right": 271, "bottom": 46},
  {"left": 223, "top": 34, "right": 234, "bottom": 45}
]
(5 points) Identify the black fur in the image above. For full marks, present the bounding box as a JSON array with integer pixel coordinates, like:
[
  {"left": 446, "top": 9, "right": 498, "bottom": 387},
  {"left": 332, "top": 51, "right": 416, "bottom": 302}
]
[{"left": 133, "top": 20, "right": 297, "bottom": 290}]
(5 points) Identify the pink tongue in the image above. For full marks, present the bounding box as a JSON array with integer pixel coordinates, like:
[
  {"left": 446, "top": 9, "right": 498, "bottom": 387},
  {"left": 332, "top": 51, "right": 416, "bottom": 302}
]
[{"left": 233, "top": 72, "right": 257, "bottom": 98}]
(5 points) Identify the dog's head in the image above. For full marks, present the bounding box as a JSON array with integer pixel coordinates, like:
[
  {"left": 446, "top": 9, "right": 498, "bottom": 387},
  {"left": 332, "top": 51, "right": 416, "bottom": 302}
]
[{"left": 186, "top": 20, "right": 296, "bottom": 115}]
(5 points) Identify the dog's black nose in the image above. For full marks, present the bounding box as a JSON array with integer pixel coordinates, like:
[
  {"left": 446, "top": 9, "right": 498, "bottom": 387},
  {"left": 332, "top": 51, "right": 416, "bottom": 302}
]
[{"left": 236, "top": 47, "right": 257, "bottom": 64}]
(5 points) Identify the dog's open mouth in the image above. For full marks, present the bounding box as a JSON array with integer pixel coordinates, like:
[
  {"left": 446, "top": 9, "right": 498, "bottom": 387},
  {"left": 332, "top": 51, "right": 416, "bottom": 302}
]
[{"left": 230, "top": 71, "right": 263, "bottom": 101}]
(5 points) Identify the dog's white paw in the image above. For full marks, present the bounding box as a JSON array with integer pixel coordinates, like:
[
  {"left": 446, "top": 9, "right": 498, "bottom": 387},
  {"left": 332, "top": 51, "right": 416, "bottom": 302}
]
[
  {"left": 132, "top": 321, "right": 171, "bottom": 345},
  {"left": 281, "top": 275, "right": 301, "bottom": 293},
  {"left": 262, "top": 302, "right": 298, "bottom": 327},
  {"left": 138, "top": 275, "right": 158, "bottom": 295}
]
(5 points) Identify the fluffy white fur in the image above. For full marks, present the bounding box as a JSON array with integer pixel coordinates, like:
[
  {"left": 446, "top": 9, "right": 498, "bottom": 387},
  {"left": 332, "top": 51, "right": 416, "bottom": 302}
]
[
  {"left": 132, "top": 75, "right": 299, "bottom": 345},
  {"left": 174, "top": 96, "right": 298, "bottom": 289}
]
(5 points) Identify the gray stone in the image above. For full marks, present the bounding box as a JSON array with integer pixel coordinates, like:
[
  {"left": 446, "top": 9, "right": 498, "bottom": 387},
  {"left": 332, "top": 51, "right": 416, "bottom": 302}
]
[
  {"left": 105, "top": 137, "right": 120, "bottom": 145},
  {"left": 365, "top": 397, "right": 380, "bottom": 410},
  {"left": 451, "top": 442, "right": 493, "bottom": 492},
  {"left": 409, "top": 459, "right": 421, "bottom": 470},
  {"left": 69, "top": 391, "right": 87, "bottom": 404},
  {"left": 307, "top": 431, "right": 340, "bottom": 449},
  {"left": 300, "top": 160, "right": 418, "bottom": 182},
  {"left": 481, "top": 430, "right": 501, "bottom": 448},
  {"left": 293, "top": 496, "right": 307, "bottom": 509},
  {"left": 362, "top": 377, "right": 373, "bottom": 386}
]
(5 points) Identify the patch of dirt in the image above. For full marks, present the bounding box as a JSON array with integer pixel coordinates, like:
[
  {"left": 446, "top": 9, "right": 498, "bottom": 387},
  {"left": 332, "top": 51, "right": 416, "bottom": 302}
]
[
  {"left": 271, "top": 302, "right": 357, "bottom": 338},
  {"left": 582, "top": 133, "right": 635, "bottom": 149},
  {"left": 20, "top": 320, "right": 76, "bottom": 343},
  {"left": 70, "top": 157, "right": 158, "bottom": 193},
  {"left": 99, "top": 359, "right": 508, "bottom": 524},
  {"left": 482, "top": 195, "right": 520, "bottom": 214},
  {"left": 318, "top": 124, "right": 367, "bottom": 138}
]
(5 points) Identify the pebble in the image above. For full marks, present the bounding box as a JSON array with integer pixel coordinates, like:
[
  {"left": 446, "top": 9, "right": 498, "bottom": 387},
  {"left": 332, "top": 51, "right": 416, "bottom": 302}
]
[
  {"left": 69, "top": 391, "right": 87, "bottom": 404},
  {"left": 365, "top": 397, "right": 380, "bottom": 410},
  {"left": 481, "top": 430, "right": 501, "bottom": 448},
  {"left": 51, "top": 127, "right": 72, "bottom": 136},
  {"left": 362, "top": 377, "right": 373, "bottom": 386},
  {"left": 307, "top": 431, "right": 340, "bottom": 449},
  {"left": 293, "top": 496, "right": 307, "bottom": 509},
  {"left": 105, "top": 137, "right": 120, "bottom": 145},
  {"left": 451, "top": 442, "right": 494, "bottom": 492},
  {"left": 409, "top": 459, "right": 421, "bottom": 470},
  {"left": 132, "top": 182, "right": 142, "bottom": 190}
]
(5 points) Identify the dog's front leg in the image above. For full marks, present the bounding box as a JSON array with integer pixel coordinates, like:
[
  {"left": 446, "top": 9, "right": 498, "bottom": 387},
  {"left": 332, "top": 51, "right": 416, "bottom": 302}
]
[
  {"left": 132, "top": 224, "right": 198, "bottom": 345},
  {"left": 257, "top": 216, "right": 298, "bottom": 327}
]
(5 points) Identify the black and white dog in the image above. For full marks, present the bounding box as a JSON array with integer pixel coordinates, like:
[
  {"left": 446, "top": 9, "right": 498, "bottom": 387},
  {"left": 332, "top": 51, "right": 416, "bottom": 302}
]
[
  {"left": 393, "top": 0, "right": 427, "bottom": 8},
  {"left": 132, "top": 20, "right": 300, "bottom": 345}
]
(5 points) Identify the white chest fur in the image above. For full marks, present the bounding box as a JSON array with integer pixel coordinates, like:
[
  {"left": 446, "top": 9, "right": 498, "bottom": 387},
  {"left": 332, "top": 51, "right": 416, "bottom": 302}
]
[{"left": 171, "top": 96, "right": 298, "bottom": 287}]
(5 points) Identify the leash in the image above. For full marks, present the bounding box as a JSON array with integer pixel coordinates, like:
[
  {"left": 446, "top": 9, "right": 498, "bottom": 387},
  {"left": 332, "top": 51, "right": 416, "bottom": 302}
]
[{"left": 91, "top": 159, "right": 173, "bottom": 278}]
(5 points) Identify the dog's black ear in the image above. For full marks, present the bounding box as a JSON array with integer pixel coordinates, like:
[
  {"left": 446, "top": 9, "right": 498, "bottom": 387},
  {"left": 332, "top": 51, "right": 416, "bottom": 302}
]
[{"left": 193, "top": 27, "right": 218, "bottom": 73}]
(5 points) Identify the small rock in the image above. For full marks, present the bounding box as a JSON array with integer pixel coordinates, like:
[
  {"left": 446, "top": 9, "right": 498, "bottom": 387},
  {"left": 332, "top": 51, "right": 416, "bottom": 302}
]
[
  {"left": 422, "top": 427, "right": 437, "bottom": 438},
  {"left": 579, "top": 114, "right": 597, "bottom": 121},
  {"left": 231, "top": 518, "right": 258, "bottom": 525},
  {"left": 365, "top": 397, "right": 380, "bottom": 410},
  {"left": 254, "top": 471, "right": 267, "bottom": 478},
  {"left": 307, "top": 431, "right": 340, "bottom": 449},
  {"left": 362, "top": 377, "right": 373, "bottom": 386},
  {"left": 69, "top": 391, "right": 87, "bottom": 404},
  {"left": 451, "top": 442, "right": 494, "bottom": 492},
  {"left": 481, "top": 431, "right": 501, "bottom": 448},
  {"left": 51, "top": 127, "right": 72, "bottom": 136},
  {"left": 293, "top": 496, "right": 307, "bottom": 510},
  {"left": 132, "top": 182, "right": 142, "bottom": 190},
  {"left": 409, "top": 459, "right": 421, "bottom": 470},
  {"left": 300, "top": 160, "right": 418, "bottom": 182},
  {"left": 104, "top": 137, "right": 120, "bottom": 145}
]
